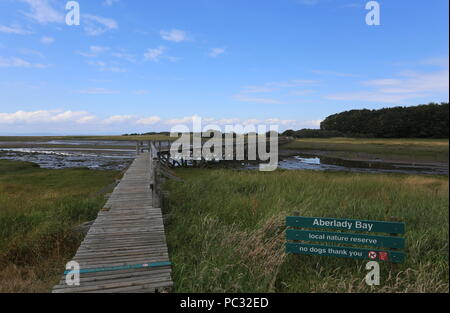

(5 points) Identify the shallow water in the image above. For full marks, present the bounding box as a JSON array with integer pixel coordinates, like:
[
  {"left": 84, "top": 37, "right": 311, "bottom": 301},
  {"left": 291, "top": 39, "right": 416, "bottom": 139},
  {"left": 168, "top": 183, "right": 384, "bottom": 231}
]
[
  {"left": 275, "top": 154, "right": 448, "bottom": 175},
  {"left": 1, "top": 140, "right": 448, "bottom": 175},
  {"left": 0, "top": 142, "right": 135, "bottom": 171},
  {"left": 46, "top": 140, "right": 137, "bottom": 146},
  {"left": 0, "top": 140, "right": 137, "bottom": 147}
]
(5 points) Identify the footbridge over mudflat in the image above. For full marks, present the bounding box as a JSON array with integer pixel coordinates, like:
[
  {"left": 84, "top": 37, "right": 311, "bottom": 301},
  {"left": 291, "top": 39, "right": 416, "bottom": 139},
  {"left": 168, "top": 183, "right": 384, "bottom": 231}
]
[{"left": 53, "top": 152, "right": 172, "bottom": 293}]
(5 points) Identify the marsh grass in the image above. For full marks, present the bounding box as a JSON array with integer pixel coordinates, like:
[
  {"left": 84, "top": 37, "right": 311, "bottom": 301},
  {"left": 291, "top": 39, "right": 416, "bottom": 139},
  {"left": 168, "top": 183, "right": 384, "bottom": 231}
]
[
  {"left": 0, "top": 160, "right": 120, "bottom": 292},
  {"left": 283, "top": 138, "right": 449, "bottom": 163},
  {"left": 164, "top": 168, "right": 449, "bottom": 293}
]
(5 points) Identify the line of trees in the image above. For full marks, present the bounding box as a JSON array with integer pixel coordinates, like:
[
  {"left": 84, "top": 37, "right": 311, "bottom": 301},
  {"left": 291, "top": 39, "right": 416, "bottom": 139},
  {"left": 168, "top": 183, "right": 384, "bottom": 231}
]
[
  {"left": 320, "top": 103, "right": 448, "bottom": 138},
  {"left": 283, "top": 103, "right": 449, "bottom": 138},
  {"left": 281, "top": 129, "right": 347, "bottom": 138}
]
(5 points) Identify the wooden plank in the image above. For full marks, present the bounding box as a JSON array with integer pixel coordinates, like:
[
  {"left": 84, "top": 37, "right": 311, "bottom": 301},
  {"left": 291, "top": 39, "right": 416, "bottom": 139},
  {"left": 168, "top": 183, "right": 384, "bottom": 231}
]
[
  {"left": 55, "top": 273, "right": 173, "bottom": 290},
  {"left": 54, "top": 277, "right": 173, "bottom": 293}
]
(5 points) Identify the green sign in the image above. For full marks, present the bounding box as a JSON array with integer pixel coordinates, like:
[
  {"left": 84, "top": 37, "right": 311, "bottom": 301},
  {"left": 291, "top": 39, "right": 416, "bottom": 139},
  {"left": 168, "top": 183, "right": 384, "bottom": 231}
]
[
  {"left": 286, "top": 229, "right": 405, "bottom": 249},
  {"left": 286, "top": 242, "right": 405, "bottom": 263},
  {"left": 285, "top": 215, "right": 406, "bottom": 263},
  {"left": 286, "top": 216, "right": 405, "bottom": 234}
]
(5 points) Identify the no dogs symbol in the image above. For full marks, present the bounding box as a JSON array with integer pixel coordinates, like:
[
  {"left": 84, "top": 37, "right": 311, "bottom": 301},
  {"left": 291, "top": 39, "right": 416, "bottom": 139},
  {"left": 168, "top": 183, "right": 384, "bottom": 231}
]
[{"left": 368, "top": 251, "right": 378, "bottom": 260}]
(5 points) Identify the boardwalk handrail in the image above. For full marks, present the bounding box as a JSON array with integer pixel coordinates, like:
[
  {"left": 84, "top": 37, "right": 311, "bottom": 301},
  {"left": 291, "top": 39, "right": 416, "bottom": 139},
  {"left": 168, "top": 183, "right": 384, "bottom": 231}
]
[
  {"left": 150, "top": 141, "right": 159, "bottom": 159},
  {"left": 149, "top": 143, "right": 161, "bottom": 208}
]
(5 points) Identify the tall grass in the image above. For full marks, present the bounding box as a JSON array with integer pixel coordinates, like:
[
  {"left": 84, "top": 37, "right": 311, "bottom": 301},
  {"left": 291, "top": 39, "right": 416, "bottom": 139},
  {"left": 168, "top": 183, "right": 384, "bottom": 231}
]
[
  {"left": 164, "top": 169, "right": 449, "bottom": 293},
  {"left": 0, "top": 160, "right": 120, "bottom": 292}
]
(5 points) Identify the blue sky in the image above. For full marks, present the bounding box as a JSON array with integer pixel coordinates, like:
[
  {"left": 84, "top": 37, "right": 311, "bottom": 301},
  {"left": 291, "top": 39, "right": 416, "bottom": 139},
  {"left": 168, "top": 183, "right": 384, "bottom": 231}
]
[{"left": 0, "top": 0, "right": 448, "bottom": 134}]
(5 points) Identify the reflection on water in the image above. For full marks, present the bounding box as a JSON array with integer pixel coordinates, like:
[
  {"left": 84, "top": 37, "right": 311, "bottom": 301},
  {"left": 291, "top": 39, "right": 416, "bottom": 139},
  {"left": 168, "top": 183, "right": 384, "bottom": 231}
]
[
  {"left": 277, "top": 154, "right": 448, "bottom": 176},
  {"left": 295, "top": 157, "right": 321, "bottom": 165}
]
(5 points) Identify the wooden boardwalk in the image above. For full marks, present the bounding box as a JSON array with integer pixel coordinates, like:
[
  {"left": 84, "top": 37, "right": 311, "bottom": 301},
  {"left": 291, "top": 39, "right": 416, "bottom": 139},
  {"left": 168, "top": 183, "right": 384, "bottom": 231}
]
[{"left": 53, "top": 152, "right": 172, "bottom": 293}]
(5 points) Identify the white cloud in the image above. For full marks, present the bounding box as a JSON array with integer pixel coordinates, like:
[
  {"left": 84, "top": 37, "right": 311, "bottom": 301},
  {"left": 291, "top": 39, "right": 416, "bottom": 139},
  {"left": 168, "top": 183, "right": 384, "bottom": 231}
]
[
  {"left": 40, "top": 36, "right": 54, "bottom": 44},
  {"left": 20, "top": 0, "right": 64, "bottom": 24},
  {"left": 0, "top": 56, "right": 47, "bottom": 68},
  {"left": 395, "top": 70, "right": 449, "bottom": 94},
  {"left": 160, "top": 29, "right": 189, "bottom": 42},
  {"left": 213, "top": 118, "right": 241, "bottom": 125},
  {"left": 0, "top": 110, "right": 49, "bottom": 124},
  {"left": 304, "top": 119, "right": 323, "bottom": 127},
  {"left": 243, "top": 119, "right": 261, "bottom": 125},
  {"left": 0, "top": 110, "right": 94, "bottom": 124},
  {"left": 102, "top": 115, "right": 135, "bottom": 124},
  {"left": 209, "top": 48, "right": 226, "bottom": 58},
  {"left": 165, "top": 115, "right": 199, "bottom": 125},
  {"left": 330, "top": 56, "right": 450, "bottom": 104},
  {"left": 50, "top": 111, "right": 92, "bottom": 122},
  {"left": 0, "top": 110, "right": 306, "bottom": 132},
  {"left": 144, "top": 46, "right": 166, "bottom": 62},
  {"left": 77, "top": 115, "right": 96, "bottom": 124},
  {"left": 325, "top": 91, "right": 424, "bottom": 104},
  {"left": 136, "top": 116, "right": 161, "bottom": 125},
  {"left": 327, "top": 65, "right": 449, "bottom": 104},
  {"left": 0, "top": 24, "right": 32, "bottom": 35},
  {"left": 264, "top": 118, "right": 296, "bottom": 125},
  {"left": 83, "top": 14, "right": 118, "bottom": 36}
]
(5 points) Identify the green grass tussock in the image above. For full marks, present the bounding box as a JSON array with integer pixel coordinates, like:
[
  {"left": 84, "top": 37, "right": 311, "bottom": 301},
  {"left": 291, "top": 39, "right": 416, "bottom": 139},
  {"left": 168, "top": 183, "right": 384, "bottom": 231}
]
[
  {"left": 0, "top": 160, "right": 120, "bottom": 293},
  {"left": 164, "top": 168, "right": 449, "bottom": 293}
]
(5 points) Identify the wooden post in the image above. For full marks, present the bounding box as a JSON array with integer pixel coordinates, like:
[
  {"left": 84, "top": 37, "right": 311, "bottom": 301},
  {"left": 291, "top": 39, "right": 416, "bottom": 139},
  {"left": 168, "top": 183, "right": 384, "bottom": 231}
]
[{"left": 150, "top": 147, "right": 160, "bottom": 208}]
